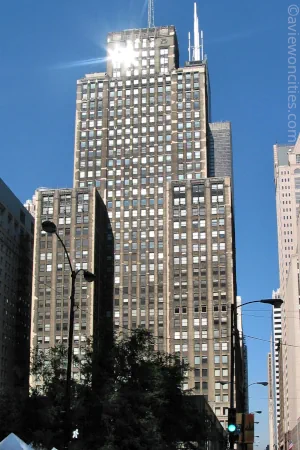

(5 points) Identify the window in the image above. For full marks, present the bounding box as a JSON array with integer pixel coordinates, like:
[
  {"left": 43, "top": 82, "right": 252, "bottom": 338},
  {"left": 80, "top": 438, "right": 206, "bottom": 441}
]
[
  {"left": 195, "top": 382, "right": 200, "bottom": 391},
  {"left": 222, "top": 368, "right": 228, "bottom": 377}
]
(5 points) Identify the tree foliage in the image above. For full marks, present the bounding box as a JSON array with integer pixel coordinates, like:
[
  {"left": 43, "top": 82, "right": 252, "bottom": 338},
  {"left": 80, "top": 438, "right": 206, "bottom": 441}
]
[{"left": 0, "top": 329, "right": 202, "bottom": 450}]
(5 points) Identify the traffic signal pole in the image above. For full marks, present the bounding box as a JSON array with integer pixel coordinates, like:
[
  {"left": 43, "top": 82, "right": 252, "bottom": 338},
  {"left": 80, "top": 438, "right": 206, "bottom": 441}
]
[{"left": 229, "top": 305, "right": 235, "bottom": 449}]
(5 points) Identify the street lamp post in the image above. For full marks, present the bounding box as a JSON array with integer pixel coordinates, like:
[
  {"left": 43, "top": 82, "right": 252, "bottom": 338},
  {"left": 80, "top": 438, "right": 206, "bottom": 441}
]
[
  {"left": 42, "top": 221, "right": 96, "bottom": 449},
  {"left": 229, "top": 298, "right": 283, "bottom": 450}
]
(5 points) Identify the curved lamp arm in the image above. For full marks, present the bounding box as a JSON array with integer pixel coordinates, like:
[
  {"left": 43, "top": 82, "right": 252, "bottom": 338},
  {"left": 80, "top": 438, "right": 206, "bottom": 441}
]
[
  {"left": 55, "top": 231, "right": 73, "bottom": 272},
  {"left": 232, "top": 299, "right": 282, "bottom": 312}
]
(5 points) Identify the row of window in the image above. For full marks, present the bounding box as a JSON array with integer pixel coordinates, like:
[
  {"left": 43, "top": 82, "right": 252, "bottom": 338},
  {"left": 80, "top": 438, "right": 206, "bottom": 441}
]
[
  {"left": 107, "top": 94, "right": 172, "bottom": 106},
  {"left": 81, "top": 70, "right": 199, "bottom": 91},
  {"left": 111, "top": 85, "right": 172, "bottom": 96}
]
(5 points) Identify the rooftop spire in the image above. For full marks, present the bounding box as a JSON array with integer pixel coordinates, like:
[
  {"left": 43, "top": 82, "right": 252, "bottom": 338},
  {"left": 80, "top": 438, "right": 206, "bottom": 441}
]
[
  {"left": 188, "top": 2, "right": 205, "bottom": 62},
  {"left": 194, "top": 2, "right": 200, "bottom": 61},
  {"left": 148, "top": 0, "right": 154, "bottom": 28}
]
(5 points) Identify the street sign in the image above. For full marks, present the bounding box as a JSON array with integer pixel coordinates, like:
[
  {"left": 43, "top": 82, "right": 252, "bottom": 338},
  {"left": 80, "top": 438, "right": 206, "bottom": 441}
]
[{"left": 244, "top": 414, "right": 254, "bottom": 444}]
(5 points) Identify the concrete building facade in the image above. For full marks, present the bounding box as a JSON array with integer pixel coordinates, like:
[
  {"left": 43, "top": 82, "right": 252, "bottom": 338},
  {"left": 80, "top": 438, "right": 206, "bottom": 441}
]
[
  {"left": 165, "top": 178, "right": 237, "bottom": 425},
  {"left": 208, "top": 122, "right": 232, "bottom": 178},
  {"left": 0, "top": 178, "right": 34, "bottom": 390},
  {"left": 280, "top": 251, "right": 300, "bottom": 448},
  {"left": 24, "top": 196, "right": 36, "bottom": 218},
  {"left": 30, "top": 187, "right": 113, "bottom": 384},
  {"left": 273, "top": 134, "right": 300, "bottom": 450},
  {"left": 273, "top": 141, "right": 300, "bottom": 290},
  {"left": 73, "top": 26, "right": 210, "bottom": 345},
  {"left": 72, "top": 24, "right": 243, "bottom": 427}
]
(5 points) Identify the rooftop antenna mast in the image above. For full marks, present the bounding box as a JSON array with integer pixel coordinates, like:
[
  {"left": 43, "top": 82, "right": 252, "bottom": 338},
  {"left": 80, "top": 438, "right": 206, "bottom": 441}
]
[
  {"left": 188, "top": 2, "right": 204, "bottom": 62},
  {"left": 148, "top": 0, "right": 155, "bottom": 28},
  {"left": 194, "top": 2, "right": 200, "bottom": 60}
]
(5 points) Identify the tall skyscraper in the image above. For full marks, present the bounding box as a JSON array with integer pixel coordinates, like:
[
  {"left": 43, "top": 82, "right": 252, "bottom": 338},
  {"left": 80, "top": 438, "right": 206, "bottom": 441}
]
[
  {"left": 273, "top": 135, "right": 300, "bottom": 449},
  {"left": 30, "top": 187, "right": 113, "bottom": 385},
  {"left": 24, "top": 196, "right": 36, "bottom": 218},
  {"left": 24, "top": 189, "right": 42, "bottom": 218},
  {"left": 73, "top": 25, "right": 210, "bottom": 344},
  {"left": 208, "top": 122, "right": 232, "bottom": 178},
  {"left": 72, "top": 10, "right": 243, "bottom": 427},
  {"left": 273, "top": 142, "right": 300, "bottom": 290},
  {"left": 0, "top": 178, "right": 34, "bottom": 391}
]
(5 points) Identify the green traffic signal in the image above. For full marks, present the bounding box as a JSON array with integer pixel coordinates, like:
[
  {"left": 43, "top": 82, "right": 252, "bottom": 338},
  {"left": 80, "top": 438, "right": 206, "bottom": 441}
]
[{"left": 228, "top": 408, "right": 237, "bottom": 434}]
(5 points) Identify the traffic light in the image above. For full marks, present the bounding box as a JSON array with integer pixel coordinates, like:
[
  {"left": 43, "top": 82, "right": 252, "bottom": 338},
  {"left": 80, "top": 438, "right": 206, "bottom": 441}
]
[{"left": 228, "top": 408, "right": 237, "bottom": 433}]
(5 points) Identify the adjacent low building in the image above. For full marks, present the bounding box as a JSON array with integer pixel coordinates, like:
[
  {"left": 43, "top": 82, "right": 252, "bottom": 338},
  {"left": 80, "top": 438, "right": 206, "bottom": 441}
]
[
  {"left": 0, "top": 178, "right": 34, "bottom": 391},
  {"left": 30, "top": 187, "right": 113, "bottom": 384},
  {"left": 208, "top": 122, "right": 232, "bottom": 178},
  {"left": 165, "top": 177, "right": 243, "bottom": 428}
]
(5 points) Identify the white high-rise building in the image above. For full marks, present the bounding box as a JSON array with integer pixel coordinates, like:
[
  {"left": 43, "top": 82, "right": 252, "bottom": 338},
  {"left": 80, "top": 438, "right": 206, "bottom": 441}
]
[
  {"left": 271, "top": 288, "right": 282, "bottom": 442},
  {"left": 273, "top": 134, "right": 300, "bottom": 449},
  {"left": 273, "top": 142, "right": 300, "bottom": 290}
]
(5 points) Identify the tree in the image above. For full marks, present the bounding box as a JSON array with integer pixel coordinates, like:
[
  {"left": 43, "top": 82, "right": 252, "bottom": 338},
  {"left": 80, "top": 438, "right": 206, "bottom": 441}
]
[
  {"left": 23, "top": 345, "right": 70, "bottom": 448},
  {"left": 0, "top": 329, "right": 202, "bottom": 450},
  {"left": 76, "top": 329, "right": 201, "bottom": 450}
]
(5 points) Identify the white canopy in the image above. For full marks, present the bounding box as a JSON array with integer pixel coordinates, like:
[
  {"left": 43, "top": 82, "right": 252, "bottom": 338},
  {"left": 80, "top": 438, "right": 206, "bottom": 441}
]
[{"left": 0, "top": 433, "right": 33, "bottom": 450}]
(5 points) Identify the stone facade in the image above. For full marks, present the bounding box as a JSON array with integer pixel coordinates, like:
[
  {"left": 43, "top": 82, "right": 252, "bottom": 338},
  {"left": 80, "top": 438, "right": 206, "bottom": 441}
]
[
  {"left": 30, "top": 187, "right": 113, "bottom": 385},
  {"left": 71, "top": 25, "right": 242, "bottom": 428},
  {"left": 0, "top": 178, "right": 34, "bottom": 390}
]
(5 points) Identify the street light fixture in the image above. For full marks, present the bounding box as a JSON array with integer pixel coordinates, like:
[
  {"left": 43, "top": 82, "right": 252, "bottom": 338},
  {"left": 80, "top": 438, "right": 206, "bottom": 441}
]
[
  {"left": 248, "top": 382, "right": 268, "bottom": 388},
  {"left": 229, "top": 298, "right": 282, "bottom": 450},
  {"left": 42, "top": 220, "right": 96, "bottom": 448},
  {"left": 42, "top": 220, "right": 57, "bottom": 234},
  {"left": 220, "top": 381, "right": 268, "bottom": 388},
  {"left": 260, "top": 299, "right": 283, "bottom": 308},
  {"left": 254, "top": 422, "right": 259, "bottom": 424},
  {"left": 252, "top": 411, "right": 262, "bottom": 414}
]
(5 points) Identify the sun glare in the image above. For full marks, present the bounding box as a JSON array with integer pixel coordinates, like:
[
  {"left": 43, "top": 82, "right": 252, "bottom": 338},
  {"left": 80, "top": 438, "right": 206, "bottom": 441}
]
[{"left": 108, "top": 42, "right": 138, "bottom": 67}]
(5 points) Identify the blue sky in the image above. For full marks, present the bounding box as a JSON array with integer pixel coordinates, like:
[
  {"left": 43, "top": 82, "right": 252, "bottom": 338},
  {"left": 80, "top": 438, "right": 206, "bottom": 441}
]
[{"left": 1, "top": 0, "right": 297, "bottom": 447}]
